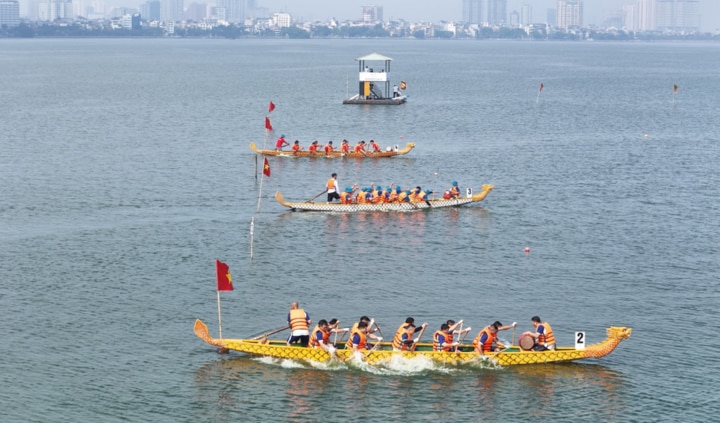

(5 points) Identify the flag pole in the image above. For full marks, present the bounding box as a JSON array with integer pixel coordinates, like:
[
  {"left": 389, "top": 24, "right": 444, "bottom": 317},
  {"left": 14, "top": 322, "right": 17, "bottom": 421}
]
[
  {"left": 250, "top": 216, "right": 255, "bottom": 261},
  {"left": 217, "top": 290, "right": 223, "bottom": 339}
]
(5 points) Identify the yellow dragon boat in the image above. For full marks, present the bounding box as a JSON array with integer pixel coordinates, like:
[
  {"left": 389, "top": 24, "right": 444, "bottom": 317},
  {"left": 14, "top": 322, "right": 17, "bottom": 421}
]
[
  {"left": 275, "top": 184, "right": 493, "bottom": 212},
  {"left": 194, "top": 320, "right": 631, "bottom": 367},
  {"left": 249, "top": 142, "right": 415, "bottom": 158}
]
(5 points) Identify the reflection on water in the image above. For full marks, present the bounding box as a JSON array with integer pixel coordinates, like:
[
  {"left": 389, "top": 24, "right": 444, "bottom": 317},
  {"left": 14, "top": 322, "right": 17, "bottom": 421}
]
[{"left": 192, "top": 356, "right": 628, "bottom": 421}]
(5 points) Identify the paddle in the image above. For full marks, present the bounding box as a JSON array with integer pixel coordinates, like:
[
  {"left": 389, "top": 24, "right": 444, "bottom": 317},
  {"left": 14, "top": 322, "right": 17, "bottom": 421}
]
[
  {"left": 306, "top": 190, "right": 327, "bottom": 203},
  {"left": 251, "top": 325, "right": 290, "bottom": 340},
  {"left": 411, "top": 324, "right": 428, "bottom": 351}
]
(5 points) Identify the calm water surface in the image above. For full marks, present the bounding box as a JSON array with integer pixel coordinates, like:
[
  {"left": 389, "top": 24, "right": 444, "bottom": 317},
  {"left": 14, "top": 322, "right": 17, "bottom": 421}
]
[{"left": 1, "top": 39, "right": 719, "bottom": 422}]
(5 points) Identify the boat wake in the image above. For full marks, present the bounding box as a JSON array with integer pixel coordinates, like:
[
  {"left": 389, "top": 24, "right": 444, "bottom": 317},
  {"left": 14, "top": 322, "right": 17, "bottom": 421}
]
[{"left": 253, "top": 353, "right": 502, "bottom": 375}]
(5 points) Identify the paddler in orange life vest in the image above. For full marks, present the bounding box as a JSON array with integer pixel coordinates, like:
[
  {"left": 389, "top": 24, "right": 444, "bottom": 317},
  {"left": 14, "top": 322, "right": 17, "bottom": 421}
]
[
  {"left": 354, "top": 140, "right": 366, "bottom": 153},
  {"left": 324, "top": 140, "right": 334, "bottom": 155},
  {"left": 392, "top": 317, "right": 427, "bottom": 351},
  {"left": 291, "top": 140, "right": 302, "bottom": 153},
  {"left": 445, "top": 319, "right": 472, "bottom": 352},
  {"left": 444, "top": 180, "right": 460, "bottom": 199},
  {"left": 433, "top": 323, "right": 460, "bottom": 352},
  {"left": 341, "top": 139, "right": 350, "bottom": 154},
  {"left": 350, "top": 316, "right": 382, "bottom": 343},
  {"left": 346, "top": 321, "right": 370, "bottom": 352},
  {"left": 369, "top": 139, "right": 382, "bottom": 153},
  {"left": 472, "top": 321, "right": 516, "bottom": 356},
  {"left": 286, "top": 301, "right": 312, "bottom": 347},
  {"left": 309, "top": 319, "right": 347, "bottom": 353},
  {"left": 339, "top": 185, "right": 357, "bottom": 204},
  {"left": 308, "top": 140, "right": 320, "bottom": 153},
  {"left": 326, "top": 173, "right": 340, "bottom": 202},
  {"left": 523, "top": 316, "right": 556, "bottom": 351}
]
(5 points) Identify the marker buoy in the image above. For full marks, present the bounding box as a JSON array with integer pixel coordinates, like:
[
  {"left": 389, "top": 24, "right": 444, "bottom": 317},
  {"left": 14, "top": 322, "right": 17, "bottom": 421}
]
[{"left": 524, "top": 247, "right": 530, "bottom": 254}]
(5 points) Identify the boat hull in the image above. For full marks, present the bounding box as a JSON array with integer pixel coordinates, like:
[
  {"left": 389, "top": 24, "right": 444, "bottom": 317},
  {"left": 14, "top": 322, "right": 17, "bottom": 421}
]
[
  {"left": 194, "top": 320, "right": 631, "bottom": 367},
  {"left": 250, "top": 142, "right": 415, "bottom": 158},
  {"left": 275, "top": 185, "right": 493, "bottom": 212}
]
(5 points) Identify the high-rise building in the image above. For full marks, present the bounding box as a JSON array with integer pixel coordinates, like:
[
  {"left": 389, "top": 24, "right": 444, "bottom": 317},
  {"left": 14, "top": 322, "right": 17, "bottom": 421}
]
[
  {"left": 0, "top": 0, "right": 20, "bottom": 26},
  {"left": 362, "top": 5, "right": 382, "bottom": 22},
  {"left": 520, "top": 3, "right": 532, "bottom": 25},
  {"left": 161, "top": 0, "right": 183, "bottom": 21},
  {"left": 556, "top": 0, "right": 582, "bottom": 28},
  {"left": 216, "top": 0, "right": 244, "bottom": 23},
  {"left": 463, "top": 0, "right": 483, "bottom": 24},
  {"left": 140, "top": 0, "right": 160, "bottom": 21},
  {"left": 38, "top": 0, "right": 73, "bottom": 20},
  {"left": 185, "top": 2, "right": 206, "bottom": 21},
  {"left": 656, "top": 0, "right": 700, "bottom": 31},
  {"left": 487, "top": 0, "right": 506, "bottom": 25},
  {"left": 624, "top": 0, "right": 656, "bottom": 31}
]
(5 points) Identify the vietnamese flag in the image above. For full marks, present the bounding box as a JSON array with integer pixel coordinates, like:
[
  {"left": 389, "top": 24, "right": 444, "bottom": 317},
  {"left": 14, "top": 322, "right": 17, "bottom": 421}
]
[
  {"left": 268, "top": 101, "right": 276, "bottom": 113},
  {"left": 263, "top": 158, "right": 271, "bottom": 177},
  {"left": 216, "top": 260, "right": 233, "bottom": 291},
  {"left": 265, "top": 117, "right": 273, "bottom": 131}
]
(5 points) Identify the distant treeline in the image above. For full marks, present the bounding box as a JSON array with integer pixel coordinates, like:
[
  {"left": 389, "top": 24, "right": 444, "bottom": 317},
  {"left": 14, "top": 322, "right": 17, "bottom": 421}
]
[{"left": 1, "top": 22, "right": 719, "bottom": 41}]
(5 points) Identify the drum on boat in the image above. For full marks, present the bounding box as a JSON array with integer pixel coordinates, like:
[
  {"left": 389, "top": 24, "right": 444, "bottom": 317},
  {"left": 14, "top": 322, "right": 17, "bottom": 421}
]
[
  {"left": 443, "top": 190, "right": 452, "bottom": 199},
  {"left": 518, "top": 333, "right": 535, "bottom": 351}
]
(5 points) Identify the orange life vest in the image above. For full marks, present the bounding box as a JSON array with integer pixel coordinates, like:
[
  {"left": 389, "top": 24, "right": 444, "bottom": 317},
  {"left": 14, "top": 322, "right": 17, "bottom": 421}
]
[
  {"left": 473, "top": 326, "right": 496, "bottom": 352},
  {"left": 289, "top": 309, "right": 309, "bottom": 331},
  {"left": 357, "top": 191, "right": 368, "bottom": 204},
  {"left": 292, "top": 144, "right": 301, "bottom": 152},
  {"left": 392, "top": 324, "right": 414, "bottom": 350},
  {"left": 451, "top": 186, "right": 460, "bottom": 197},
  {"left": 346, "top": 329, "right": 367, "bottom": 350},
  {"left": 354, "top": 144, "right": 364, "bottom": 152},
  {"left": 327, "top": 178, "right": 336, "bottom": 191},
  {"left": 538, "top": 322, "right": 556, "bottom": 346},
  {"left": 372, "top": 190, "right": 384, "bottom": 203},
  {"left": 370, "top": 142, "right": 381, "bottom": 152},
  {"left": 340, "top": 192, "right": 353, "bottom": 204},
  {"left": 309, "top": 325, "right": 330, "bottom": 349},
  {"left": 324, "top": 144, "right": 333, "bottom": 154},
  {"left": 309, "top": 144, "right": 319, "bottom": 152},
  {"left": 341, "top": 143, "right": 350, "bottom": 153},
  {"left": 398, "top": 192, "right": 409, "bottom": 202},
  {"left": 433, "top": 330, "right": 452, "bottom": 352}
]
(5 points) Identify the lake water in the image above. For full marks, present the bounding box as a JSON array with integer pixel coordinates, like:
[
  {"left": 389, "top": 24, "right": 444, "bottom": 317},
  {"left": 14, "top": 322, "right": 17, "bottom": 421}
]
[{"left": 1, "top": 38, "right": 719, "bottom": 422}]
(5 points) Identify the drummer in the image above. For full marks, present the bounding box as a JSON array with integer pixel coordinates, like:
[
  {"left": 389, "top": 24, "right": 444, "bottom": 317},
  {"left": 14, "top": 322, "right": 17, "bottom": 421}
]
[{"left": 522, "top": 316, "right": 556, "bottom": 351}]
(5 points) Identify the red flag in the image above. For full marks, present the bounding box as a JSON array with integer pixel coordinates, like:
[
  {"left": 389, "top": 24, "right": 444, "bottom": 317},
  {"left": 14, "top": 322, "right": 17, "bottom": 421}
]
[
  {"left": 263, "top": 157, "right": 271, "bottom": 177},
  {"left": 673, "top": 84, "right": 678, "bottom": 93},
  {"left": 539, "top": 83, "right": 544, "bottom": 92},
  {"left": 216, "top": 260, "right": 233, "bottom": 291},
  {"left": 400, "top": 80, "right": 407, "bottom": 90},
  {"left": 265, "top": 117, "right": 273, "bottom": 131},
  {"left": 268, "top": 101, "right": 275, "bottom": 112}
]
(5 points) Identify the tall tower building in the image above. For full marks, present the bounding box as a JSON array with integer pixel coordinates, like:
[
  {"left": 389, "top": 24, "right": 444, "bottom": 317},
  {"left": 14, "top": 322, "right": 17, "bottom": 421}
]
[
  {"left": 161, "top": 0, "right": 183, "bottom": 21},
  {"left": 520, "top": 3, "right": 532, "bottom": 25},
  {"left": 656, "top": 0, "right": 700, "bottom": 31},
  {"left": 463, "top": 0, "right": 483, "bottom": 24},
  {"left": 556, "top": 0, "right": 582, "bottom": 28},
  {"left": 216, "top": 0, "right": 244, "bottom": 23},
  {"left": 487, "top": 0, "right": 506, "bottom": 25},
  {"left": 0, "top": 0, "right": 20, "bottom": 26},
  {"left": 361, "top": 5, "right": 383, "bottom": 22}
]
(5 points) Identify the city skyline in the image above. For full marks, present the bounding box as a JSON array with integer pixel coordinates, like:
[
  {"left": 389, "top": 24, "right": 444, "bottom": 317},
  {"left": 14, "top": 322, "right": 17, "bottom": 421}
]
[{"left": 14, "top": 0, "right": 720, "bottom": 31}]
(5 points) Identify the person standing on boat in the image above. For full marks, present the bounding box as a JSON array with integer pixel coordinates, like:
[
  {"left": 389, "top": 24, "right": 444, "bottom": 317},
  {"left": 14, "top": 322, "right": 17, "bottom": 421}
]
[
  {"left": 393, "top": 84, "right": 400, "bottom": 98},
  {"left": 392, "top": 317, "right": 427, "bottom": 351},
  {"left": 326, "top": 173, "right": 340, "bottom": 202},
  {"left": 523, "top": 316, "right": 556, "bottom": 351},
  {"left": 472, "top": 321, "right": 516, "bottom": 356},
  {"left": 286, "top": 301, "right": 311, "bottom": 347},
  {"left": 275, "top": 134, "right": 289, "bottom": 151}
]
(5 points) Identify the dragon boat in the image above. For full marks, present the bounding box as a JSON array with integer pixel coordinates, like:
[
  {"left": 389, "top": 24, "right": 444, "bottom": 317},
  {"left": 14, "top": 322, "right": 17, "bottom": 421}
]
[
  {"left": 250, "top": 142, "right": 415, "bottom": 158},
  {"left": 194, "top": 320, "right": 631, "bottom": 366},
  {"left": 275, "top": 184, "right": 494, "bottom": 212}
]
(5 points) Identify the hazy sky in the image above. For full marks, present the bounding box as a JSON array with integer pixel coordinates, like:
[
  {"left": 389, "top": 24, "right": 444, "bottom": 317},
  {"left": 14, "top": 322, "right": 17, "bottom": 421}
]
[{"left": 260, "top": 0, "right": 720, "bottom": 31}]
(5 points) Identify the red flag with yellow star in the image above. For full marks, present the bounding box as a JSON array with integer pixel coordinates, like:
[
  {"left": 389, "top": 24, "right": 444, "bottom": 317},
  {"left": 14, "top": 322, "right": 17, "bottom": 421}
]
[
  {"left": 216, "top": 260, "right": 233, "bottom": 291},
  {"left": 263, "top": 158, "right": 271, "bottom": 177}
]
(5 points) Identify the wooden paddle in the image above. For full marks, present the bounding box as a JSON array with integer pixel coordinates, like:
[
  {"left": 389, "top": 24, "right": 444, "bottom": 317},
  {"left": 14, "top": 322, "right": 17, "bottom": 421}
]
[
  {"left": 410, "top": 324, "right": 428, "bottom": 351},
  {"left": 306, "top": 190, "right": 327, "bottom": 203},
  {"left": 251, "top": 325, "right": 290, "bottom": 340}
]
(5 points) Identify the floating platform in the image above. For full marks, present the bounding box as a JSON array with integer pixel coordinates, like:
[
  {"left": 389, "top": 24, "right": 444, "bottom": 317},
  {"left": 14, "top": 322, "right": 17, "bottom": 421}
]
[{"left": 343, "top": 53, "right": 407, "bottom": 106}]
